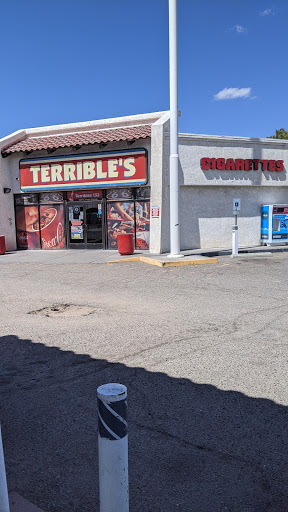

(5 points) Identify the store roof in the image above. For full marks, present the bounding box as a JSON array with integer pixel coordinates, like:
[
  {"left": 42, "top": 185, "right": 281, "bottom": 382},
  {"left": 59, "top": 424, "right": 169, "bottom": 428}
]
[{"left": 1, "top": 124, "right": 152, "bottom": 156}]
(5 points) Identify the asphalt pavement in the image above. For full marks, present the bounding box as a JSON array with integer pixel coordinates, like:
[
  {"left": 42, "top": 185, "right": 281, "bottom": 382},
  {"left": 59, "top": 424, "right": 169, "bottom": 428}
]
[{"left": 0, "top": 248, "right": 288, "bottom": 511}]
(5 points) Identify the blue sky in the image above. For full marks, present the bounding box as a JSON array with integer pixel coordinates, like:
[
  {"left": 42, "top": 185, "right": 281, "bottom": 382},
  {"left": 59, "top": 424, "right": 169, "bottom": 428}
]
[{"left": 0, "top": 0, "right": 286, "bottom": 139}]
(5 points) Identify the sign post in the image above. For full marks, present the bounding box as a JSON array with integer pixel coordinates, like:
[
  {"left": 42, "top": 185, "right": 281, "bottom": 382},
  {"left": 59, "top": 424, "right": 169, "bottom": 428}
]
[{"left": 231, "top": 198, "right": 241, "bottom": 257}]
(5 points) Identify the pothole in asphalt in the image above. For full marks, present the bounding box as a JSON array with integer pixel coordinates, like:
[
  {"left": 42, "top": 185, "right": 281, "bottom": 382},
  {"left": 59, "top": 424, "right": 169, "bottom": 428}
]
[{"left": 29, "top": 304, "right": 97, "bottom": 318}]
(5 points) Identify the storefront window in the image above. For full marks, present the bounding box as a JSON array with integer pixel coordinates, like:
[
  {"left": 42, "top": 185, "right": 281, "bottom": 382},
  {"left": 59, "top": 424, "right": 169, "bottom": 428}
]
[
  {"left": 14, "top": 187, "right": 150, "bottom": 251},
  {"left": 135, "top": 201, "right": 150, "bottom": 250},
  {"left": 15, "top": 205, "right": 41, "bottom": 249},
  {"left": 38, "top": 204, "right": 66, "bottom": 249},
  {"left": 107, "top": 199, "right": 150, "bottom": 250},
  {"left": 107, "top": 201, "right": 135, "bottom": 249},
  {"left": 135, "top": 187, "right": 150, "bottom": 199},
  {"left": 15, "top": 196, "right": 66, "bottom": 250}
]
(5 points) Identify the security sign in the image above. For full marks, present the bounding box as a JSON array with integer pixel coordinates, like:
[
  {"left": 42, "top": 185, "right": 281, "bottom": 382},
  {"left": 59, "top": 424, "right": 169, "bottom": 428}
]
[{"left": 233, "top": 198, "right": 241, "bottom": 214}]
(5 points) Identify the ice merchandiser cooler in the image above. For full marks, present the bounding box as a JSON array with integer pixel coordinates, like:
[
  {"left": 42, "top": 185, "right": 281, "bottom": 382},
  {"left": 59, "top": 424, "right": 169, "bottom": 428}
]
[{"left": 261, "top": 204, "right": 288, "bottom": 245}]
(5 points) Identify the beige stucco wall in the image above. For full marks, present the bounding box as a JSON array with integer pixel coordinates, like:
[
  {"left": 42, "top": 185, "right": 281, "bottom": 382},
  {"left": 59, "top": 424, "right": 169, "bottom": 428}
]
[
  {"left": 170, "top": 134, "right": 288, "bottom": 250},
  {"left": 149, "top": 112, "right": 170, "bottom": 254},
  {"left": 0, "top": 131, "right": 26, "bottom": 250}
]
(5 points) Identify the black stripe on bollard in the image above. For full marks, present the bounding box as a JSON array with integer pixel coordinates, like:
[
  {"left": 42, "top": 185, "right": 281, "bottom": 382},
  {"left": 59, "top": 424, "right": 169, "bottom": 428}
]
[{"left": 98, "top": 397, "right": 128, "bottom": 440}]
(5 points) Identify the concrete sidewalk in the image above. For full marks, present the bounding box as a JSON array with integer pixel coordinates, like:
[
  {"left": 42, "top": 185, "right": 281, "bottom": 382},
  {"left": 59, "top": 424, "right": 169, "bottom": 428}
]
[
  {"left": 0, "top": 244, "right": 287, "bottom": 265},
  {"left": 0, "top": 245, "right": 281, "bottom": 265},
  {"left": 0, "top": 248, "right": 218, "bottom": 266}
]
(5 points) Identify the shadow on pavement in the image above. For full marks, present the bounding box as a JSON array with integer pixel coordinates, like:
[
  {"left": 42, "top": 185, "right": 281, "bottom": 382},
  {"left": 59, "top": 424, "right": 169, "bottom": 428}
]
[{"left": 1, "top": 335, "right": 288, "bottom": 512}]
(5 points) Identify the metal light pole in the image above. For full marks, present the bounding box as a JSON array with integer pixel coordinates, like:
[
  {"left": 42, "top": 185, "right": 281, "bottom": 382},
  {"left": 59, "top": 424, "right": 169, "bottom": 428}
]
[{"left": 168, "top": 0, "right": 182, "bottom": 257}]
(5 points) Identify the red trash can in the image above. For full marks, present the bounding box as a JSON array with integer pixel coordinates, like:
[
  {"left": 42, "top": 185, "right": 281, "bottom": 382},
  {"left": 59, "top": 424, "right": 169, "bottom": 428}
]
[
  {"left": 0, "top": 235, "right": 6, "bottom": 255},
  {"left": 117, "top": 233, "right": 134, "bottom": 255}
]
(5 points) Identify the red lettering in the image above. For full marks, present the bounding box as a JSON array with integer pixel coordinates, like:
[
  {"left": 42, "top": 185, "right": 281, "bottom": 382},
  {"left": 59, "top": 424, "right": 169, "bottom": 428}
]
[
  {"left": 276, "top": 160, "right": 284, "bottom": 171},
  {"left": 201, "top": 158, "right": 211, "bottom": 170},
  {"left": 261, "top": 160, "right": 268, "bottom": 171},
  {"left": 253, "top": 159, "right": 260, "bottom": 170},
  {"left": 245, "top": 159, "right": 253, "bottom": 171},
  {"left": 216, "top": 158, "right": 226, "bottom": 170},
  {"left": 200, "top": 157, "right": 284, "bottom": 172},
  {"left": 226, "top": 158, "right": 235, "bottom": 170},
  {"left": 268, "top": 160, "right": 276, "bottom": 171},
  {"left": 235, "top": 159, "right": 245, "bottom": 170}
]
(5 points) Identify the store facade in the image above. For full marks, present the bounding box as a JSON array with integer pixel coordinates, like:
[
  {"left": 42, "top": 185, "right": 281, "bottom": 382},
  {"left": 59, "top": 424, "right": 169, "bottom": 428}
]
[{"left": 1, "top": 110, "right": 288, "bottom": 253}]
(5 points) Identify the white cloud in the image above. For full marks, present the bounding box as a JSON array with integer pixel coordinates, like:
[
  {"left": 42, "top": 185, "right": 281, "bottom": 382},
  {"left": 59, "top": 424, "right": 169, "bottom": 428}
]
[
  {"left": 260, "top": 8, "right": 273, "bottom": 16},
  {"left": 233, "top": 25, "right": 247, "bottom": 33},
  {"left": 214, "top": 87, "right": 252, "bottom": 101}
]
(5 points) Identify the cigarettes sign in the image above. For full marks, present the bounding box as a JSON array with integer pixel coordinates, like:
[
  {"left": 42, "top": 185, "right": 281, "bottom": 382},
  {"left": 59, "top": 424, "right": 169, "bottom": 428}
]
[
  {"left": 201, "top": 157, "right": 284, "bottom": 172},
  {"left": 20, "top": 149, "right": 147, "bottom": 192}
]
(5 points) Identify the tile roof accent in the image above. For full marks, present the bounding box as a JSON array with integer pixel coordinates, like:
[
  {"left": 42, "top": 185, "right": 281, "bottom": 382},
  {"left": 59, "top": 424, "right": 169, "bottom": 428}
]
[{"left": 2, "top": 124, "right": 152, "bottom": 156}]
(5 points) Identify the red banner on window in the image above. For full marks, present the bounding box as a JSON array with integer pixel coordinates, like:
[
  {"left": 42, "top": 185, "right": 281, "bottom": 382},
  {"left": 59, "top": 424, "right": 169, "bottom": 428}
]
[
  {"left": 20, "top": 150, "right": 147, "bottom": 192},
  {"left": 67, "top": 190, "right": 102, "bottom": 201}
]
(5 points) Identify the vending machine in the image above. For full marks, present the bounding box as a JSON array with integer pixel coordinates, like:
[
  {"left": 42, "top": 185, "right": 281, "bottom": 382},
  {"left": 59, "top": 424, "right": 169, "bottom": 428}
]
[{"left": 261, "top": 204, "right": 288, "bottom": 244}]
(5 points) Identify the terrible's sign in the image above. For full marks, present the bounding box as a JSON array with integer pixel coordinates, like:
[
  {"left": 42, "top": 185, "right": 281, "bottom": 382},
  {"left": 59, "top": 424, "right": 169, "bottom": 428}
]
[{"left": 20, "top": 149, "right": 147, "bottom": 191}]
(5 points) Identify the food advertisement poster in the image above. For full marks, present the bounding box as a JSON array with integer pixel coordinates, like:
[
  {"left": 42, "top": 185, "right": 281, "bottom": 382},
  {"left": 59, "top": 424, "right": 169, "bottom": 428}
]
[
  {"left": 15, "top": 204, "right": 66, "bottom": 249},
  {"left": 107, "top": 201, "right": 134, "bottom": 249},
  {"left": 135, "top": 201, "right": 150, "bottom": 250},
  {"left": 107, "top": 200, "right": 150, "bottom": 250},
  {"left": 15, "top": 206, "right": 41, "bottom": 249}
]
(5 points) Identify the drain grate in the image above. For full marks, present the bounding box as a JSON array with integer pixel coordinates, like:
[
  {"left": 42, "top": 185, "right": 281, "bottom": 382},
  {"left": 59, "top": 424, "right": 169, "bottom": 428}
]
[{"left": 29, "top": 304, "right": 97, "bottom": 318}]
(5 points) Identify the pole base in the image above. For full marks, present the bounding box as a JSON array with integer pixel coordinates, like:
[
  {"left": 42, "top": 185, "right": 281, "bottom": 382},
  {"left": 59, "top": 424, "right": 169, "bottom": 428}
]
[{"left": 167, "top": 253, "right": 184, "bottom": 258}]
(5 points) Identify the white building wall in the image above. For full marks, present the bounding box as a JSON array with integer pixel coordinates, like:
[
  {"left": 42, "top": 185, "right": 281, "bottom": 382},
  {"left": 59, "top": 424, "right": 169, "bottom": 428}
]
[{"left": 173, "top": 134, "right": 288, "bottom": 250}]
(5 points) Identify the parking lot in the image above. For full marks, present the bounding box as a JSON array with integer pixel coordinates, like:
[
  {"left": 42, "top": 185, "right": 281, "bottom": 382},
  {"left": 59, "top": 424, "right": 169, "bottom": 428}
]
[{"left": 1, "top": 251, "right": 288, "bottom": 512}]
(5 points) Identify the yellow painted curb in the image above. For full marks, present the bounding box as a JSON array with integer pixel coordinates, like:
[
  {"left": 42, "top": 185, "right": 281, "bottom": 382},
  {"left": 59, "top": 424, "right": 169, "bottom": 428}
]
[
  {"left": 140, "top": 256, "right": 218, "bottom": 267},
  {"left": 108, "top": 257, "right": 141, "bottom": 263},
  {"left": 139, "top": 256, "right": 163, "bottom": 267},
  {"left": 108, "top": 255, "right": 218, "bottom": 267}
]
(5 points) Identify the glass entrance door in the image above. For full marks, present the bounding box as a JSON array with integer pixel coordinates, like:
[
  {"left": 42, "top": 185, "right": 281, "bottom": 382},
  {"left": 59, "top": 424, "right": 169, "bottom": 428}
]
[
  {"left": 68, "top": 202, "right": 103, "bottom": 249},
  {"left": 85, "top": 204, "right": 103, "bottom": 248}
]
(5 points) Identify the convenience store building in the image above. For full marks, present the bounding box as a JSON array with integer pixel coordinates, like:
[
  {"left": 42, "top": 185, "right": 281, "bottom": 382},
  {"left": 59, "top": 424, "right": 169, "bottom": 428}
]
[{"left": 1, "top": 110, "right": 288, "bottom": 253}]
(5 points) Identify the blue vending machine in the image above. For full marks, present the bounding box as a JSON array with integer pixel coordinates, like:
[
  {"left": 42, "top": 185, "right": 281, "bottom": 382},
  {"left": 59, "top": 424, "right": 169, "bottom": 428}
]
[{"left": 261, "top": 204, "right": 288, "bottom": 245}]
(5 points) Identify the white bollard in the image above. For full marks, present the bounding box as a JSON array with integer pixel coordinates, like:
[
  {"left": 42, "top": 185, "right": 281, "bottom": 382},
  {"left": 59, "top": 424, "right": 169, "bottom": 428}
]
[
  {"left": 0, "top": 425, "right": 10, "bottom": 512},
  {"left": 97, "top": 383, "right": 129, "bottom": 512},
  {"left": 231, "top": 225, "right": 238, "bottom": 257}
]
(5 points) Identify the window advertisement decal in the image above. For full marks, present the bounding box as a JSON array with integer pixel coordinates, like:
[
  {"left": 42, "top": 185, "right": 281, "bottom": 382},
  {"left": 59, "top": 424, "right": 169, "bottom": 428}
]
[
  {"left": 38, "top": 204, "right": 66, "bottom": 249},
  {"left": 107, "top": 201, "right": 135, "bottom": 249},
  {"left": 135, "top": 201, "right": 150, "bottom": 250},
  {"left": 15, "top": 194, "right": 38, "bottom": 205},
  {"left": 15, "top": 205, "right": 41, "bottom": 249},
  {"left": 106, "top": 188, "right": 133, "bottom": 200},
  {"left": 69, "top": 205, "right": 84, "bottom": 242},
  {"left": 20, "top": 149, "right": 147, "bottom": 191},
  {"left": 39, "top": 192, "right": 64, "bottom": 203}
]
